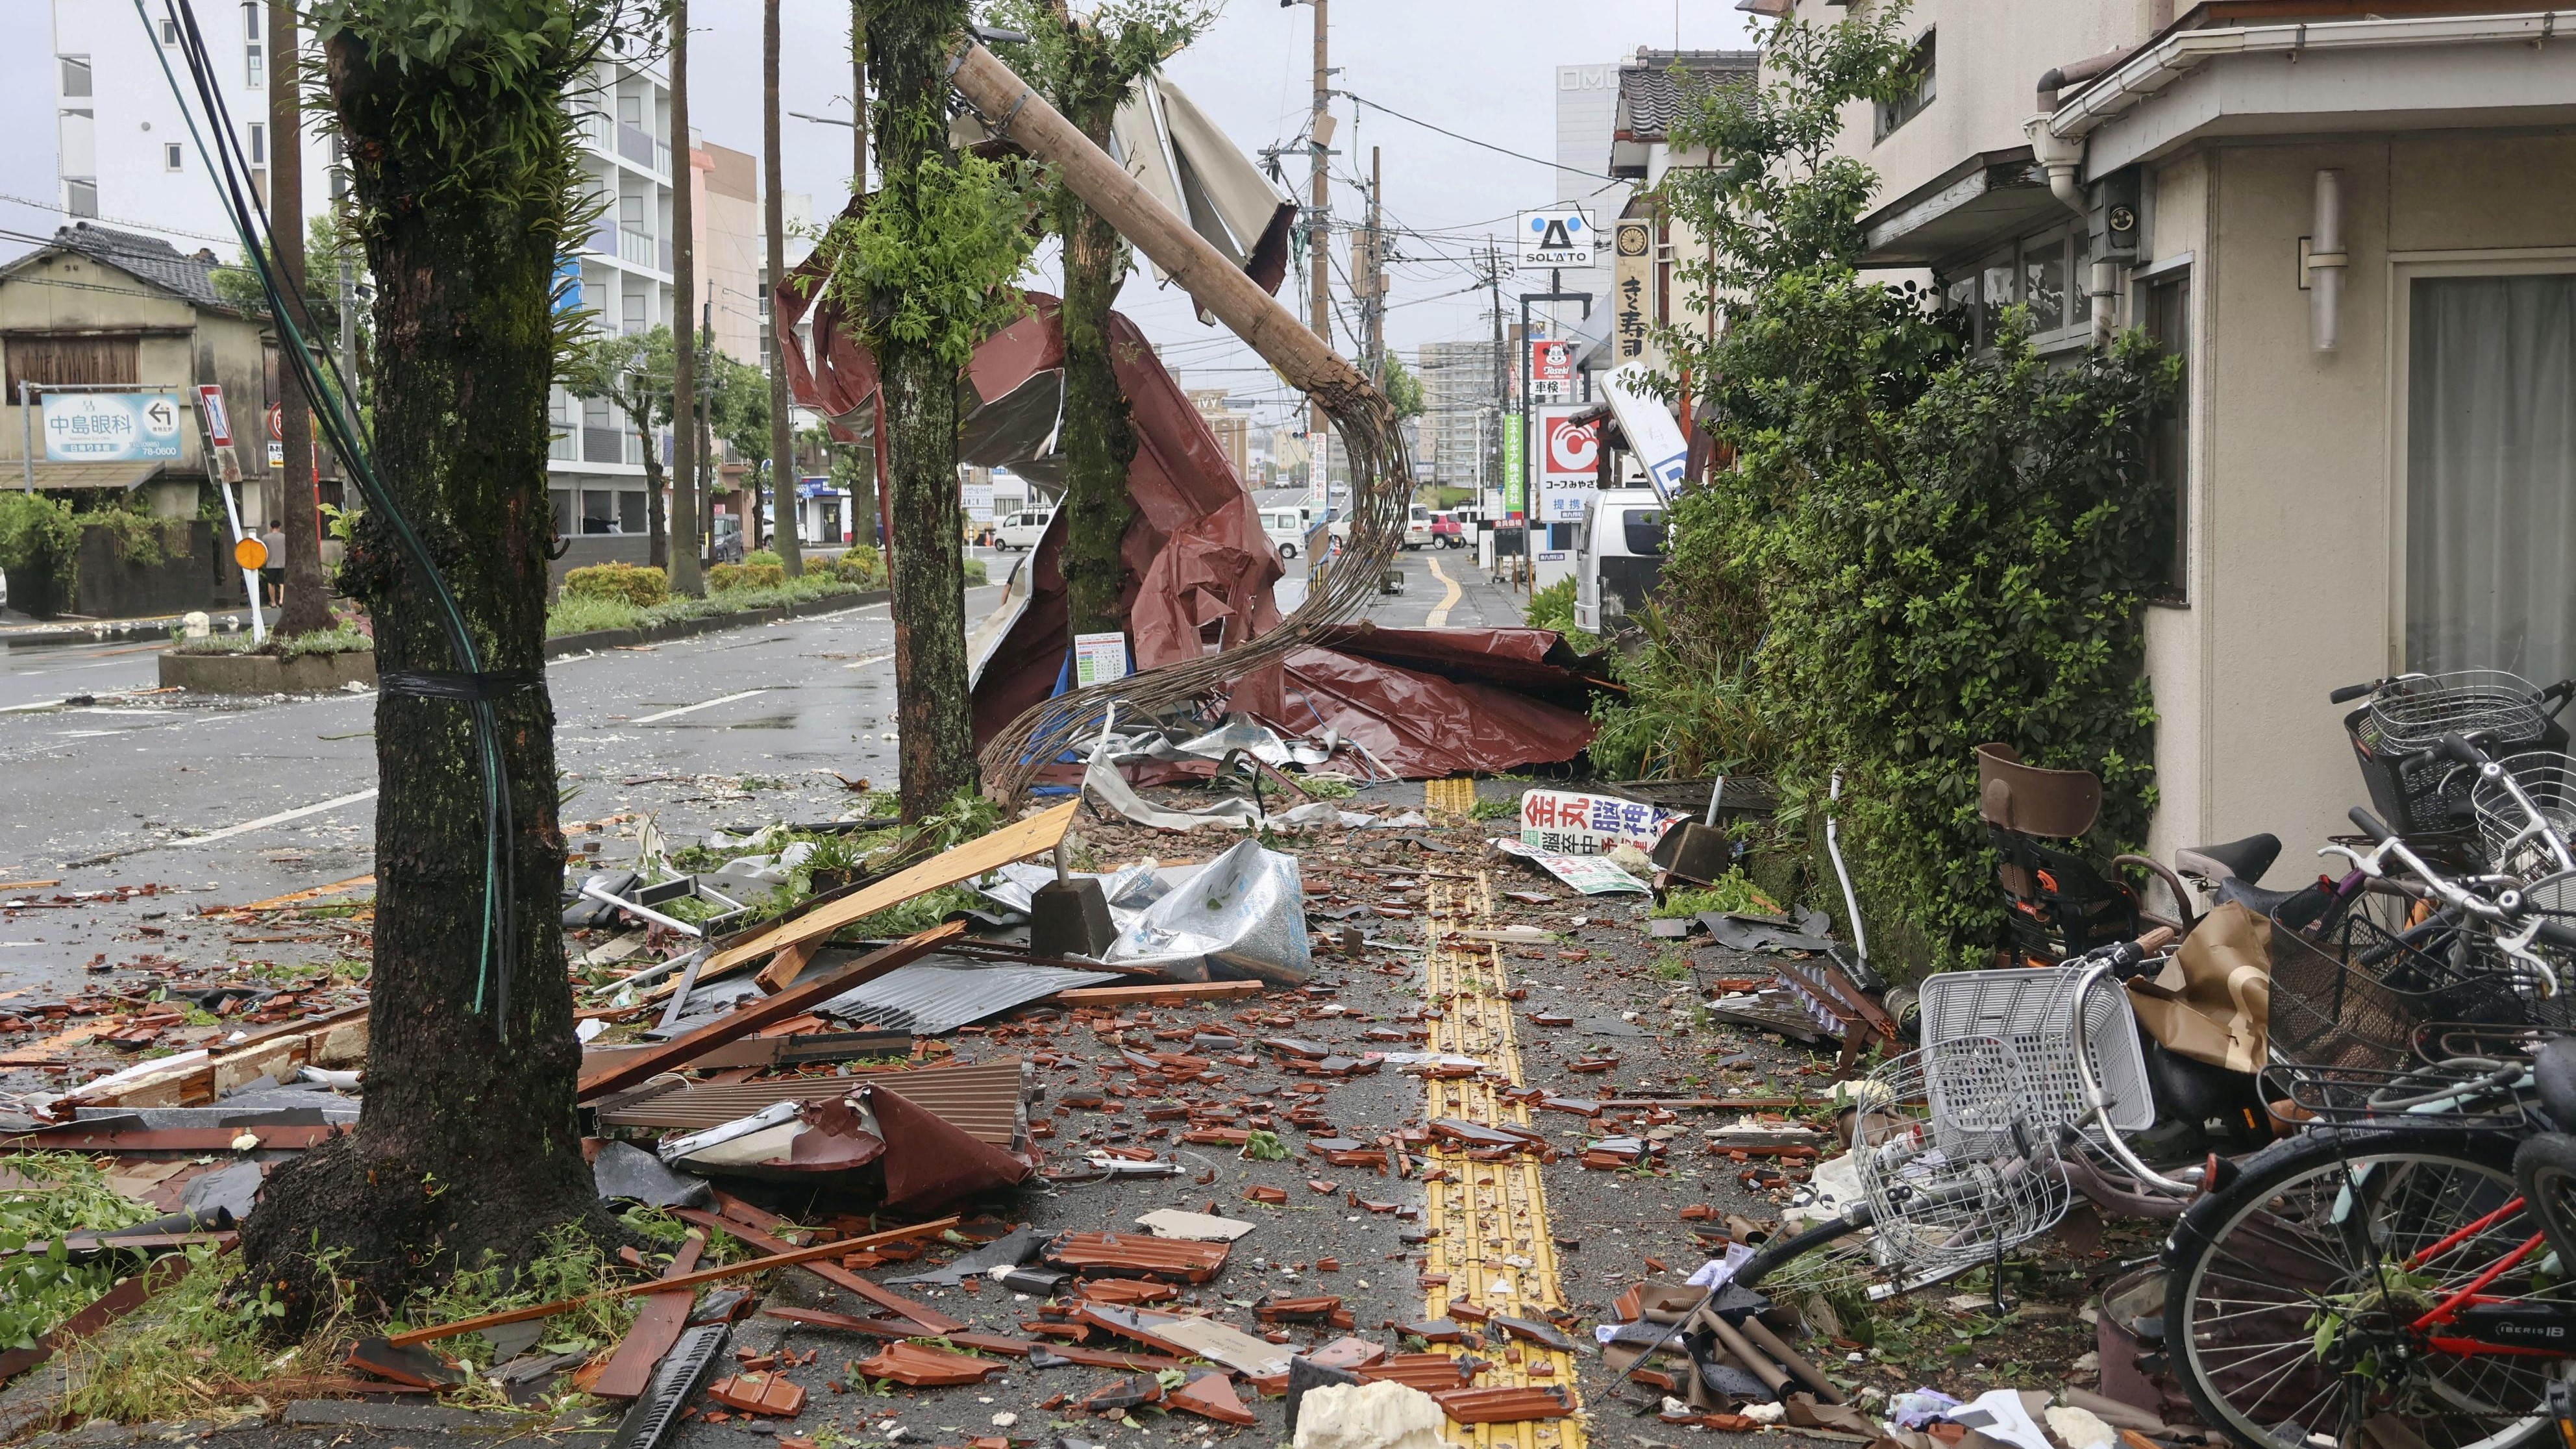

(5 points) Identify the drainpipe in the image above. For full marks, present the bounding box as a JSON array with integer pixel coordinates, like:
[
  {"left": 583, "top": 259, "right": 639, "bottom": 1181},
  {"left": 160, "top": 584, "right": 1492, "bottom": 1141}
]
[
  {"left": 2309, "top": 169, "right": 2346, "bottom": 353},
  {"left": 2024, "top": 113, "right": 2090, "bottom": 221}
]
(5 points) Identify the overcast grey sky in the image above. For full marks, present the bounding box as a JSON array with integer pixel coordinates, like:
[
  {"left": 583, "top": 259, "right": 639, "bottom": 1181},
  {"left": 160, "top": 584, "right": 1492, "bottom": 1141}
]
[{"left": 3, "top": 1, "right": 1760, "bottom": 432}]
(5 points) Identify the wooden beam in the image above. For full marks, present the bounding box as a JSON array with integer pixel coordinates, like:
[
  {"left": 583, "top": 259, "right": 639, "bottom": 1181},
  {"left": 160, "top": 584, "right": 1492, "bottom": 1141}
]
[
  {"left": 382, "top": 1215, "right": 958, "bottom": 1346},
  {"left": 576, "top": 922, "right": 961, "bottom": 1103},
  {"left": 693, "top": 802, "right": 1078, "bottom": 982},
  {"left": 1050, "top": 981, "right": 1267, "bottom": 1007},
  {"left": 673, "top": 1208, "right": 965, "bottom": 1333}
]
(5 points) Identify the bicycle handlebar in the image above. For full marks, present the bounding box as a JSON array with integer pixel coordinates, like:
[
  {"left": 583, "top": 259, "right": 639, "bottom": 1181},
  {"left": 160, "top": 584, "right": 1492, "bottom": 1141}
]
[{"left": 2329, "top": 681, "right": 2379, "bottom": 705}]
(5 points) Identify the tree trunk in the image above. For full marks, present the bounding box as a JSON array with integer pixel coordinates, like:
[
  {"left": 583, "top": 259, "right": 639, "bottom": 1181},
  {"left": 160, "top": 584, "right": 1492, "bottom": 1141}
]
[
  {"left": 871, "top": 0, "right": 976, "bottom": 820},
  {"left": 240, "top": 23, "right": 606, "bottom": 1330},
  {"left": 668, "top": 0, "right": 704, "bottom": 596},
  {"left": 1054, "top": 80, "right": 1135, "bottom": 641},
  {"left": 765, "top": 0, "right": 802, "bottom": 576},
  {"left": 639, "top": 414, "right": 668, "bottom": 569},
  {"left": 271, "top": 0, "right": 332, "bottom": 638}
]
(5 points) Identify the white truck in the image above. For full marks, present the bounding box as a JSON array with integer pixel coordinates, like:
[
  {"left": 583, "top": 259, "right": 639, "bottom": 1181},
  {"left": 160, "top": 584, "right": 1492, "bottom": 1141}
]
[{"left": 1572, "top": 488, "right": 1668, "bottom": 634}]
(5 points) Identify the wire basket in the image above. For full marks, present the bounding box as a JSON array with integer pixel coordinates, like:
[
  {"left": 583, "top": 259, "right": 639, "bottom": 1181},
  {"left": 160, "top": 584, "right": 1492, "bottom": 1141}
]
[
  {"left": 2471, "top": 751, "right": 2576, "bottom": 910},
  {"left": 2346, "top": 671, "right": 2566, "bottom": 837},
  {"left": 1848, "top": 1037, "right": 2070, "bottom": 1298},
  {"left": 1916, "top": 961, "right": 2155, "bottom": 1137},
  {"left": 2268, "top": 904, "right": 2566, "bottom": 1070}
]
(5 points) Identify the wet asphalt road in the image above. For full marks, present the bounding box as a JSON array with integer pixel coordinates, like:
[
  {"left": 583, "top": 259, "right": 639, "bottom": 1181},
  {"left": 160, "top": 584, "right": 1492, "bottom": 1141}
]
[{"left": 0, "top": 541, "right": 1519, "bottom": 1000}]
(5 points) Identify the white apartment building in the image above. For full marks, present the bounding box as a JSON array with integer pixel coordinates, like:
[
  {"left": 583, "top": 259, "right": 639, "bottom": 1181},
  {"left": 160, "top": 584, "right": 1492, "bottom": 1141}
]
[
  {"left": 1750, "top": 0, "right": 2576, "bottom": 865},
  {"left": 47, "top": 0, "right": 676, "bottom": 543}
]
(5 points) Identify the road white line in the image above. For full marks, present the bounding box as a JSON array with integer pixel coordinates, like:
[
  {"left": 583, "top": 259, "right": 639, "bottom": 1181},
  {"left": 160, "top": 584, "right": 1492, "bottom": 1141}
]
[
  {"left": 0, "top": 698, "right": 68, "bottom": 714},
  {"left": 1425, "top": 556, "right": 1465, "bottom": 628},
  {"left": 630, "top": 688, "right": 769, "bottom": 724},
  {"left": 174, "top": 788, "right": 379, "bottom": 848},
  {"left": 842, "top": 651, "right": 894, "bottom": 671}
]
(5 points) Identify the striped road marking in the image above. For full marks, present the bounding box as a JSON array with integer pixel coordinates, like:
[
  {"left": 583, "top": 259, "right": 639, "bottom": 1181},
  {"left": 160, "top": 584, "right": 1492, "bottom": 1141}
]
[{"left": 630, "top": 689, "right": 769, "bottom": 724}]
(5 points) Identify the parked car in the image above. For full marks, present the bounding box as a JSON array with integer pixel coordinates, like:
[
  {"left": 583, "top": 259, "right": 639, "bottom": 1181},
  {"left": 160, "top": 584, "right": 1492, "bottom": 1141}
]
[
  {"left": 994, "top": 508, "right": 1054, "bottom": 550},
  {"left": 1573, "top": 488, "right": 1668, "bottom": 634},
  {"left": 1260, "top": 506, "right": 1312, "bottom": 559},
  {"left": 710, "top": 515, "right": 745, "bottom": 564},
  {"left": 1427, "top": 511, "right": 1466, "bottom": 548},
  {"left": 1402, "top": 504, "right": 1435, "bottom": 551}
]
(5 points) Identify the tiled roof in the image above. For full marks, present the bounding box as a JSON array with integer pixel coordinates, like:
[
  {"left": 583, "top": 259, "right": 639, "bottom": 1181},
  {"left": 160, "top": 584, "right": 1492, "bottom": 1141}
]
[
  {"left": 40, "top": 223, "right": 239, "bottom": 312},
  {"left": 1613, "top": 49, "right": 1761, "bottom": 142}
]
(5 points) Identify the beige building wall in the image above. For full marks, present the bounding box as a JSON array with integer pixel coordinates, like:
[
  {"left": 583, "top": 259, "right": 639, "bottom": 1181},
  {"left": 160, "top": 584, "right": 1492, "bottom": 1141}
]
[
  {"left": 699, "top": 141, "right": 765, "bottom": 367},
  {"left": 2142, "top": 132, "right": 2576, "bottom": 863}
]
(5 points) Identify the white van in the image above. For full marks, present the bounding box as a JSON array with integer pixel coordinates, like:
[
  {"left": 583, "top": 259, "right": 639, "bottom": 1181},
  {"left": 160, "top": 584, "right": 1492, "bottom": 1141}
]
[
  {"left": 1403, "top": 504, "right": 1435, "bottom": 551},
  {"left": 1260, "top": 506, "right": 1313, "bottom": 559},
  {"left": 1573, "top": 488, "right": 1668, "bottom": 634},
  {"left": 994, "top": 508, "right": 1053, "bottom": 551}
]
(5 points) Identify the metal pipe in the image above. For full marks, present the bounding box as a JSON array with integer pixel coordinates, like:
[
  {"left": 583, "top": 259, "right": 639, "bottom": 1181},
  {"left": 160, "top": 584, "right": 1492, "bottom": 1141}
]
[
  {"left": 579, "top": 880, "right": 705, "bottom": 938},
  {"left": 1702, "top": 1311, "right": 1792, "bottom": 1397},
  {"left": 1736, "top": 1315, "right": 1846, "bottom": 1404},
  {"left": 2310, "top": 169, "right": 2346, "bottom": 353}
]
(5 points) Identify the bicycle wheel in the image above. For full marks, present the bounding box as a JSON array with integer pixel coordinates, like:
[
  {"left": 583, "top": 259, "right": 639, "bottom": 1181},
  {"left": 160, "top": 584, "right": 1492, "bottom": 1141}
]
[
  {"left": 2167, "top": 1128, "right": 2574, "bottom": 1449},
  {"left": 2514, "top": 1132, "right": 2576, "bottom": 1294}
]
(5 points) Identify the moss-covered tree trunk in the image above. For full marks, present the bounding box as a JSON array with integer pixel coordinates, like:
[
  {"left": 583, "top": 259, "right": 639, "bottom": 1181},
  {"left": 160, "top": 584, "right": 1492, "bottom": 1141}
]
[
  {"left": 869, "top": 0, "right": 978, "bottom": 819},
  {"left": 1054, "top": 82, "right": 1135, "bottom": 639},
  {"left": 239, "top": 17, "right": 604, "bottom": 1328}
]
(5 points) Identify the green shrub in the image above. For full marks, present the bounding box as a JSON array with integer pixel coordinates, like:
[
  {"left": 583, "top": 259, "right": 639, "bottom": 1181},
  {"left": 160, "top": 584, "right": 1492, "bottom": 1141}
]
[
  {"left": 0, "top": 492, "right": 80, "bottom": 608},
  {"left": 171, "top": 623, "right": 373, "bottom": 658},
  {"left": 961, "top": 556, "right": 988, "bottom": 586},
  {"left": 745, "top": 548, "right": 783, "bottom": 569},
  {"left": 79, "top": 508, "right": 187, "bottom": 569},
  {"left": 547, "top": 591, "right": 645, "bottom": 636},
  {"left": 1524, "top": 577, "right": 1576, "bottom": 634},
  {"left": 563, "top": 560, "right": 669, "bottom": 607},
  {"left": 829, "top": 545, "right": 886, "bottom": 588},
  {"left": 708, "top": 561, "right": 785, "bottom": 592}
]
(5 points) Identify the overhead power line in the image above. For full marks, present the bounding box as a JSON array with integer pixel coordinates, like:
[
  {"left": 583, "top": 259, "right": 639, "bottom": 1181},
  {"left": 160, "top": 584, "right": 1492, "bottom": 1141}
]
[{"left": 1335, "top": 92, "right": 1617, "bottom": 181}]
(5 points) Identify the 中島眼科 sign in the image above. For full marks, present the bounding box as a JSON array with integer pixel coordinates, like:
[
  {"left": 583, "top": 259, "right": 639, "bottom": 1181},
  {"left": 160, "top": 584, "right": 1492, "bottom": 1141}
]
[{"left": 42, "top": 391, "right": 183, "bottom": 463}]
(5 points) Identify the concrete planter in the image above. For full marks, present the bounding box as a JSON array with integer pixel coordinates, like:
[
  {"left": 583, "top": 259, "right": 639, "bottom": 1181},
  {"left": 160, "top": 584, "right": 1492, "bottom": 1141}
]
[{"left": 160, "top": 647, "right": 378, "bottom": 696}]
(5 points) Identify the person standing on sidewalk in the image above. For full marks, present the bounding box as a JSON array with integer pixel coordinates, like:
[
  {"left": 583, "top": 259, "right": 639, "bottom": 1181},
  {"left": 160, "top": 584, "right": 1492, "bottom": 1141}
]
[{"left": 260, "top": 521, "right": 287, "bottom": 608}]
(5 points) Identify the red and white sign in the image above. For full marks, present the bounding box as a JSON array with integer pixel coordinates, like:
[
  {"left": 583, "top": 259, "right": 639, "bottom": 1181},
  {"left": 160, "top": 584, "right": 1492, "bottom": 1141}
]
[
  {"left": 1528, "top": 338, "right": 1574, "bottom": 402},
  {"left": 1536, "top": 404, "right": 1602, "bottom": 525},
  {"left": 265, "top": 402, "right": 284, "bottom": 441},
  {"left": 195, "top": 385, "right": 232, "bottom": 447}
]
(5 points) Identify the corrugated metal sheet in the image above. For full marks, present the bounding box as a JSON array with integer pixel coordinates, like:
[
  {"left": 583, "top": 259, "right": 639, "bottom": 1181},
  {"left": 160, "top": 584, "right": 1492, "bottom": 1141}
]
[
  {"left": 592, "top": 1058, "right": 1027, "bottom": 1145},
  {"left": 813, "top": 960, "right": 1121, "bottom": 1035}
]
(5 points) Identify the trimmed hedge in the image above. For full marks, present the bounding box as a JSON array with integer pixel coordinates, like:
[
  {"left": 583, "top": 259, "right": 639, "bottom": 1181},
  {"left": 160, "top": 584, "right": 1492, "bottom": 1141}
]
[{"left": 563, "top": 561, "right": 670, "bottom": 607}]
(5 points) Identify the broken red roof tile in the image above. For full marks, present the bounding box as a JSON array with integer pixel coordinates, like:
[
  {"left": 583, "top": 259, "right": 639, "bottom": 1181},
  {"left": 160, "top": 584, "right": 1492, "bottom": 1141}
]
[
  {"left": 1432, "top": 1385, "right": 1574, "bottom": 1424},
  {"left": 1043, "top": 1231, "right": 1229, "bottom": 1283},
  {"left": 850, "top": 1342, "right": 1005, "bottom": 1387},
  {"left": 706, "top": 1373, "right": 807, "bottom": 1417},
  {"left": 1167, "top": 1371, "right": 1257, "bottom": 1426}
]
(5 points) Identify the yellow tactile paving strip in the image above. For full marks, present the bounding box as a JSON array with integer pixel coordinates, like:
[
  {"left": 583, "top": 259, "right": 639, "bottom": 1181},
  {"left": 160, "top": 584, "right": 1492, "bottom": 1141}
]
[{"left": 1420, "top": 874, "right": 1585, "bottom": 1449}]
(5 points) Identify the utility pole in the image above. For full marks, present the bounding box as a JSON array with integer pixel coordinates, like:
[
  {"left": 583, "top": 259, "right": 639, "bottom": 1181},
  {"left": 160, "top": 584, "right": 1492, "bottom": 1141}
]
[
  {"left": 269, "top": 0, "right": 328, "bottom": 637},
  {"left": 1363, "top": 144, "right": 1383, "bottom": 380},
  {"left": 764, "top": 0, "right": 801, "bottom": 574},
  {"left": 1486, "top": 238, "right": 1505, "bottom": 564},
  {"left": 670, "top": 0, "right": 703, "bottom": 594},
  {"left": 1305, "top": 0, "right": 1330, "bottom": 520}
]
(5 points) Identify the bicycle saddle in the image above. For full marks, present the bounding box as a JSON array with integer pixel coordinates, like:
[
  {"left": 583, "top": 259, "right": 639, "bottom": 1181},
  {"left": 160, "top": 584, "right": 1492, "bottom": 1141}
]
[
  {"left": 2538, "top": 1037, "right": 2576, "bottom": 1132},
  {"left": 2174, "top": 834, "right": 2282, "bottom": 887},
  {"left": 2212, "top": 874, "right": 2333, "bottom": 930}
]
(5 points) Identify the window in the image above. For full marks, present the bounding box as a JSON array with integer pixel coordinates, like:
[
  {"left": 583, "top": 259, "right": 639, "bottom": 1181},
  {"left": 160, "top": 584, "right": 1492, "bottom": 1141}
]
[
  {"left": 243, "top": 3, "right": 263, "bottom": 90},
  {"left": 164, "top": 143, "right": 185, "bottom": 171},
  {"left": 2405, "top": 272, "right": 2576, "bottom": 678},
  {"left": 1979, "top": 249, "right": 2016, "bottom": 345},
  {"left": 246, "top": 122, "right": 265, "bottom": 164},
  {"left": 64, "top": 179, "right": 97, "bottom": 219},
  {"left": 160, "top": 17, "right": 180, "bottom": 44},
  {"left": 621, "top": 290, "right": 647, "bottom": 334},
  {"left": 2144, "top": 270, "right": 2191, "bottom": 602},
  {"left": 58, "top": 56, "right": 92, "bottom": 99},
  {"left": 1874, "top": 29, "right": 1935, "bottom": 142},
  {"left": 5, "top": 333, "right": 142, "bottom": 394}
]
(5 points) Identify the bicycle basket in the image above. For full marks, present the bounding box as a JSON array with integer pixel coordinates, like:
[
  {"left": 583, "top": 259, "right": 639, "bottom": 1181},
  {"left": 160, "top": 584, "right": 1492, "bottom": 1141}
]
[
  {"left": 2268, "top": 904, "right": 2559, "bottom": 1069},
  {"left": 2471, "top": 751, "right": 2576, "bottom": 908},
  {"left": 1916, "top": 962, "right": 2154, "bottom": 1137},
  {"left": 1850, "top": 1037, "right": 2070, "bottom": 1298},
  {"left": 2346, "top": 671, "right": 2566, "bottom": 838}
]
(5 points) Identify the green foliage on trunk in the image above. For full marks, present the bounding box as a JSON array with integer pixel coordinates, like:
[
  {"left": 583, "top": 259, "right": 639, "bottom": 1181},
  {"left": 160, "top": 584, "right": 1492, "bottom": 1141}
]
[
  {"left": 1606, "top": 5, "right": 2178, "bottom": 974},
  {"left": 988, "top": 0, "right": 1211, "bottom": 639}
]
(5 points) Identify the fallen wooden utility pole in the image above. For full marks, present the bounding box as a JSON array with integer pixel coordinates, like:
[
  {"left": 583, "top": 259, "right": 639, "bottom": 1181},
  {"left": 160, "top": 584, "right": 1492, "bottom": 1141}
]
[
  {"left": 943, "top": 42, "right": 1413, "bottom": 802},
  {"left": 382, "top": 1215, "right": 958, "bottom": 1346}
]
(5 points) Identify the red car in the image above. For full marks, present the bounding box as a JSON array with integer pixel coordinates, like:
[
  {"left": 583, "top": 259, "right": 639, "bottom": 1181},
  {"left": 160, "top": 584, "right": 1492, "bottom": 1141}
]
[{"left": 1427, "top": 512, "right": 1467, "bottom": 549}]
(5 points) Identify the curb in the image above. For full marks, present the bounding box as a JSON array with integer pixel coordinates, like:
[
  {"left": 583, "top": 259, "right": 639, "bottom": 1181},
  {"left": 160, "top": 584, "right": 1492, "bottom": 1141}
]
[{"left": 543, "top": 588, "right": 888, "bottom": 660}]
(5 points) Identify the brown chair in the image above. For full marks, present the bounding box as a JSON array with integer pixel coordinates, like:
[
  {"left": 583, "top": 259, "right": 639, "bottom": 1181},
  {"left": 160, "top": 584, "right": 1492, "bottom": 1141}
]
[{"left": 1976, "top": 743, "right": 2192, "bottom": 964}]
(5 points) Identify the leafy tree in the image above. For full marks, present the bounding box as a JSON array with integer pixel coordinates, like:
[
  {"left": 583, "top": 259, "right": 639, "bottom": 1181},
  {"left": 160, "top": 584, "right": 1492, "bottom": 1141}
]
[
  {"left": 832, "top": 0, "right": 1042, "bottom": 818},
  {"left": 988, "top": 0, "right": 1210, "bottom": 638},
  {"left": 564, "top": 324, "right": 675, "bottom": 566},
  {"left": 1376, "top": 351, "right": 1424, "bottom": 421},
  {"left": 236, "top": 0, "right": 665, "bottom": 1328},
  {"left": 1616, "top": 5, "right": 2177, "bottom": 972}
]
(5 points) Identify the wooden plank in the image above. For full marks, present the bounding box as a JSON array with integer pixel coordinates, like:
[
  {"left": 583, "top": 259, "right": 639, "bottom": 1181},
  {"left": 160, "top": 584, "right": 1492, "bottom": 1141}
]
[
  {"left": 578, "top": 1030, "right": 912, "bottom": 1076},
  {"left": 0, "top": 880, "right": 62, "bottom": 894},
  {"left": 590, "top": 1232, "right": 706, "bottom": 1400},
  {"left": 55, "top": 1004, "right": 369, "bottom": 1110},
  {"left": 0, "top": 1252, "right": 192, "bottom": 1384},
  {"left": 1050, "top": 981, "right": 1267, "bottom": 1006},
  {"left": 673, "top": 1209, "right": 965, "bottom": 1334},
  {"left": 200, "top": 874, "right": 375, "bottom": 917},
  {"left": 694, "top": 802, "right": 1077, "bottom": 981},
  {"left": 575, "top": 923, "right": 962, "bottom": 1104},
  {"left": 6, "top": 1126, "right": 340, "bottom": 1153},
  {"left": 753, "top": 939, "right": 819, "bottom": 993},
  {"left": 382, "top": 1215, "right": 958, "bottom": 1347}
]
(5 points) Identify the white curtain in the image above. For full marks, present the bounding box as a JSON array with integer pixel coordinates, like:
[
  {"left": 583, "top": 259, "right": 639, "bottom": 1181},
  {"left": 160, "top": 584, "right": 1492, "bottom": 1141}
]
[{"left": 2407, "top": 273, "right": 2576, "bottom": 680}]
